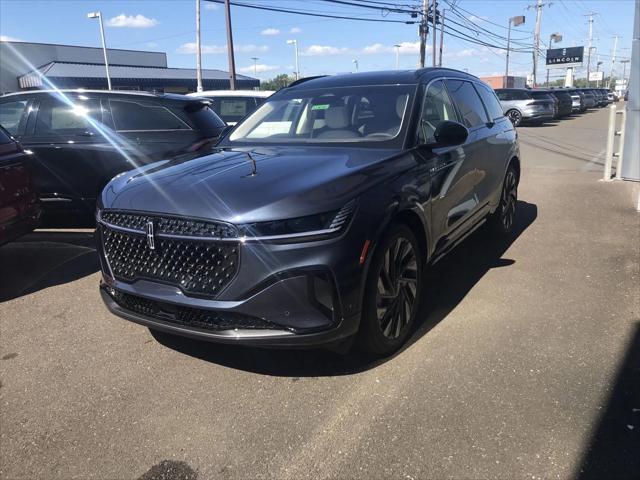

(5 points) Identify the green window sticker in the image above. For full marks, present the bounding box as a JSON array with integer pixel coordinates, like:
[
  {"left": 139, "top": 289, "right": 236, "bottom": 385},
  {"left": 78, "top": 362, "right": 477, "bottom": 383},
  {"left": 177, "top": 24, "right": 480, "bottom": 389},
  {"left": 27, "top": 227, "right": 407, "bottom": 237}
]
[{"left": 311, "top": 104, "right": 330, "bottom": 110}]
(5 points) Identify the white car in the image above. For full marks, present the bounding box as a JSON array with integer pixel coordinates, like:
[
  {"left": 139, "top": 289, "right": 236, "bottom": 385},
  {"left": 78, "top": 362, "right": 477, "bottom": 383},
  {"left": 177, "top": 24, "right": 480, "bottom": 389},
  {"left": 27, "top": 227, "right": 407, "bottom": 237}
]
[{"left": 187, "top": 90, "right": 274, "bottom": 125}]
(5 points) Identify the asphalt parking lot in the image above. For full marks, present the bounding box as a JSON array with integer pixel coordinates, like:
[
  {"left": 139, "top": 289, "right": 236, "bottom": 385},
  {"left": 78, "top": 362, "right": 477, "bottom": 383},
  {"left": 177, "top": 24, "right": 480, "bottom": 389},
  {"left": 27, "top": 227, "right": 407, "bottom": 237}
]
[{"left": 1, "top": 106, "right": 638, "bottom": 480}]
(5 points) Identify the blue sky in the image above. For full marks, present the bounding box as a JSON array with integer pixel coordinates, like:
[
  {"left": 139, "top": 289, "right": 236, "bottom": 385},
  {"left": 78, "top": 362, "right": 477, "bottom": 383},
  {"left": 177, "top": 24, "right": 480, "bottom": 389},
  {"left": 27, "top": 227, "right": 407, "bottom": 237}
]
[{"left": 0, "top": 0, "right": 635, "bottom": 82}]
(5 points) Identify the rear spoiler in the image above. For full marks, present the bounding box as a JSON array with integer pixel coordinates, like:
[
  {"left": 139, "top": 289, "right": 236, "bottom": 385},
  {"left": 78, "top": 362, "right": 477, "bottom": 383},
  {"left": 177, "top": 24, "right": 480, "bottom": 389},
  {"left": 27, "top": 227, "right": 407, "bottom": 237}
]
[{"left": 282, "top": 76, "right": 328, "bottom": 90}]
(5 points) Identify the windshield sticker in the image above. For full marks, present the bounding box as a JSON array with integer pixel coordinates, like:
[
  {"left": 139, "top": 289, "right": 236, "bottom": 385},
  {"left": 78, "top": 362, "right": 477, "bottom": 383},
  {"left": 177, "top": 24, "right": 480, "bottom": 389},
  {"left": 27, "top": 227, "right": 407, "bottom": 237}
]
[{"left": 311, "top": 104, "right": 330, "bottom": 110}]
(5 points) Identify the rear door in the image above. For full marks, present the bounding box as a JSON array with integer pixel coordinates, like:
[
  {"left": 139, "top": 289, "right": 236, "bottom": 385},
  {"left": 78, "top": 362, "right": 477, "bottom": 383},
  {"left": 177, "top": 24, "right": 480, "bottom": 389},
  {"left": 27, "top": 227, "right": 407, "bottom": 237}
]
[
  {"left": 18, "top": 95, "right": 110, "bottom": 220},
  {"left": 473, "top": 82, "right": 515, "bottom": 206},
  {"left": 441, "top": 79, "right": 493, "bottom": 231}
]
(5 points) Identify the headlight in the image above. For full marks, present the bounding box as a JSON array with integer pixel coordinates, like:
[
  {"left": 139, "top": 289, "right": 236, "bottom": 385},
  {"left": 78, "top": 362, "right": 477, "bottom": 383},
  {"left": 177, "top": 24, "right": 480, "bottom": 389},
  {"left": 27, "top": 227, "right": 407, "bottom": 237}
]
[{"left": 238, "top": 200, "right": 356, "bottom": 242}]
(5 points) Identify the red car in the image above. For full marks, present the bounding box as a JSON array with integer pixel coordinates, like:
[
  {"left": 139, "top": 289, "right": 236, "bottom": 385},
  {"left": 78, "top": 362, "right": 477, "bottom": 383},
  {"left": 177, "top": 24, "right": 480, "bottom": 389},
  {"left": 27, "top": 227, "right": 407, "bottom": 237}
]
[{"left": 0, "top": 125, "right": 41, "bottom": 246}]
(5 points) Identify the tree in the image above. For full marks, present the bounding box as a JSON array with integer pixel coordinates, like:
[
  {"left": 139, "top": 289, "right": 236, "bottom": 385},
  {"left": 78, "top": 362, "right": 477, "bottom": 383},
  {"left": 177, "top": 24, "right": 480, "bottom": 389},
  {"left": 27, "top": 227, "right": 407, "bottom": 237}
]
[{"left": 261, "top": 74, "right": 295, "bottom": 91}]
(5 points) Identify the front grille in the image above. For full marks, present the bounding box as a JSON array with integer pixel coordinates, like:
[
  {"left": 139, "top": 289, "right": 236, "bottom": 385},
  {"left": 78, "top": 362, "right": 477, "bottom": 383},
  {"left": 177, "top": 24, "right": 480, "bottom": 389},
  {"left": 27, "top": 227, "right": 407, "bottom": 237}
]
[
  {"left": 100, "top": 210, "right": 238, "bottom": 239},
  {"left": 101, "top": 223, "right": 240, "bottom": 298},
  {"left": 107, "top": 288, "right": 280, "bottom": 331}
]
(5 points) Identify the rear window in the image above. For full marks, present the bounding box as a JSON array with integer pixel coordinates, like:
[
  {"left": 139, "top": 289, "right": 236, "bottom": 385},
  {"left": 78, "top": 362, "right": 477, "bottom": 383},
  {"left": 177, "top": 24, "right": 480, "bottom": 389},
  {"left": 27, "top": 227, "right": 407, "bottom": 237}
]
[
  {"left": 186, "top": 105, "right": 226, "bottom": 137},
  {"left": 207, "top": 96, "right": 259, "bottom": 124},
  {"left": 0, "top": 100, "right": 29, "bottom": 135},
  {"left": 110, "top": 100, "right": 191, "bottom": 131},
  {"left": 531, "top": 91, "right": 552, "bottom": 100}
]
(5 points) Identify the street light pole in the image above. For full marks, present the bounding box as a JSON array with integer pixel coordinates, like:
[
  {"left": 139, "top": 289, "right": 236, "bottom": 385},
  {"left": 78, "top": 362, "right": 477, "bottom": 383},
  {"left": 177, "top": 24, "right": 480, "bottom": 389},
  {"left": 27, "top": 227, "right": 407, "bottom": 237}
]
[
  {"left": 224, "top": 0, "right": 237, "bottom": 90},
  {"left": 251, "top": 57, "right": 259, "bottom": 76},
  {"left": 505, "top": 15, "right": 525, "bottom": 80},
  {"left": 87, "top": 11, "right": 112, "bottom": 90},
  {"left": 195, "top": 0, "right": 203, "bottom": 92},
  {"left": 352, "top": 59, "right": 358, "bottom": 72},
  {"left": 546, "top": 33, "right": 562, "bottom": 86},
  {"left": 287, "top": 39, "right": 299, "bottom": 80},
  {"left": 438, "top": 9, "right": 446, "bottom": 67}
]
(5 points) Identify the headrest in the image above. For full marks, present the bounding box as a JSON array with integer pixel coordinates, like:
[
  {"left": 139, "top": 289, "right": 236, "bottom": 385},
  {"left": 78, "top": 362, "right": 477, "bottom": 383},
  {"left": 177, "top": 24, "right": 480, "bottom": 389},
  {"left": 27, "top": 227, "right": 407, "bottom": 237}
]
[{"left": 324, "top": 106, "right": 349, "bottom": 129}]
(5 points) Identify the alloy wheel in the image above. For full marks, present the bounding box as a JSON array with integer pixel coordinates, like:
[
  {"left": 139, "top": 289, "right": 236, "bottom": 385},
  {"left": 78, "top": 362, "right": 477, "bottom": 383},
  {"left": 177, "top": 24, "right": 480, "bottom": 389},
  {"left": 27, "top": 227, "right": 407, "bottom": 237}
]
[
  {"left": 500, "top": 170, "right": 518, "bottom": 231},
  {"left": 507, "top": 110, "right": 522, "bottom": 127},
  {"left": 375, "top": 237, "right": 419, "bottom": 340}
]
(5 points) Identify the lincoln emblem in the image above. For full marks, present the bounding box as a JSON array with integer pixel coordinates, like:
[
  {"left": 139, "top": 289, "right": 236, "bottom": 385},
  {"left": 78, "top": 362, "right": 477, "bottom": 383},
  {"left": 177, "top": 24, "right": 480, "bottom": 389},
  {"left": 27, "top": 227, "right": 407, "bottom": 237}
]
[{"left": 146, "top": 221, "right": 155, "bottom": 250}]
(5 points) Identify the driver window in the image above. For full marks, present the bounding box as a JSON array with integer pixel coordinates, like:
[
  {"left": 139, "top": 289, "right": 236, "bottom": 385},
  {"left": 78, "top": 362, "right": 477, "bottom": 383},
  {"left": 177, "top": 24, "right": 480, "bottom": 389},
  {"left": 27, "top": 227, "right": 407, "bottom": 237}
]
[{"left": 416, "top": 80, "right": 458, "bottom": 145}]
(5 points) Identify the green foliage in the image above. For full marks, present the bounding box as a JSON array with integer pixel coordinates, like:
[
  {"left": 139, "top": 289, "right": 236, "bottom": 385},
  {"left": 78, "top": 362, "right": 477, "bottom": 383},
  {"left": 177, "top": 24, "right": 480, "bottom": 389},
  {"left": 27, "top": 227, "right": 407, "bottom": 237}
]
[{"left": 260, "top": 74, "right": 295, "bottom": 91}]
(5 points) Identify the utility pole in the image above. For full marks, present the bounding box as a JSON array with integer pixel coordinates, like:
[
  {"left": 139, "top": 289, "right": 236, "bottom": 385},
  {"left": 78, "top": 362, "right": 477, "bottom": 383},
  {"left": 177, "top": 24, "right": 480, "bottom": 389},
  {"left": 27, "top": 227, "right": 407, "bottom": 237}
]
[
  {"left": 532, "top": 0, "right": 544, "bottom": 87},
  {"left": 596, "top": 55, "right": 602, "bottom": 87},
  {"left": 224, "top": 0, "right": 237, "bottom": 90},
  {"left": 608, "top": 35, "right": 620, "bottom": 88},
  {"left": 438, "top": 8, "right": 446, "bottom": 67},
  {"left": 584, "top": 12, "right": 595, "bottom": 86},
  {"left": 419, "top": 0, "right": 428, "bottom": 68},
  {"left": 251, "top": 57, "right": 259, "bottom": 76},
  {"left": 394, "top": 44, "right": 401, "bottom": 69},
  {"left": 195, "top": 0, "right": 203, "bottom": 92},
  {"left": 432, "top": 0, "right": 437, "bottom": 66}
]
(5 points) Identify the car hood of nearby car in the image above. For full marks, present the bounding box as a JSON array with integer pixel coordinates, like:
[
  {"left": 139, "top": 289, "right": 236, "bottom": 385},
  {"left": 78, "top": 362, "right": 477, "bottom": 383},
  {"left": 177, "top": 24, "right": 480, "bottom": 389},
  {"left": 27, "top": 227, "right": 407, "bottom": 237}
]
[{"left": 99, "top": 145, "right": 407, "bottom": 224}]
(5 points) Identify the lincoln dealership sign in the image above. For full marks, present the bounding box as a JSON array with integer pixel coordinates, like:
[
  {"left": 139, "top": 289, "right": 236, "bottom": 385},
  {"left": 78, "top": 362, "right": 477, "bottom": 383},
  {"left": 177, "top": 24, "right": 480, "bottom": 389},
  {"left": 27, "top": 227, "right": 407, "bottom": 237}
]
[{"left": 546, "top": 47, "right": 584, "bottom": 68}]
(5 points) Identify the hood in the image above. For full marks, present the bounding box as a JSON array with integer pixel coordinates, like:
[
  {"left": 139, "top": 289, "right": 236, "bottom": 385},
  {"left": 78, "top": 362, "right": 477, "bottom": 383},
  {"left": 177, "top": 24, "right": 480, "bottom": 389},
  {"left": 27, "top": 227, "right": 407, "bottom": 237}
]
[{"left": 100, "top": 145, "right": 406, "bottom": 223}]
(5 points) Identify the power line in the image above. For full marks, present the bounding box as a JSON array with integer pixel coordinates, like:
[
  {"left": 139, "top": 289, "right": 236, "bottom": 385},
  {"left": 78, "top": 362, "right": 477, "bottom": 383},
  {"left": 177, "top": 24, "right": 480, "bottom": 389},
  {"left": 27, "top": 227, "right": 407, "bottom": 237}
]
[{"left": 204, "top": 0, "right": 418, "bottom": 23}]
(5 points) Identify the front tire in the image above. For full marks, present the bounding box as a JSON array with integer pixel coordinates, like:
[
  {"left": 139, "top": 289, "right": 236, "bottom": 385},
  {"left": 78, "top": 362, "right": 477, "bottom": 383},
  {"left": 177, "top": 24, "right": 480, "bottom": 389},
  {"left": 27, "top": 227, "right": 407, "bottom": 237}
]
[
  {"left": 359, "top": 224, "right": 423, "bottom": 356},
  {"left": 506, "top": 109, "right": 522, "bottom": 127},
  {"left": 490, "top": 164, "right": 519, "bottom": 236}
]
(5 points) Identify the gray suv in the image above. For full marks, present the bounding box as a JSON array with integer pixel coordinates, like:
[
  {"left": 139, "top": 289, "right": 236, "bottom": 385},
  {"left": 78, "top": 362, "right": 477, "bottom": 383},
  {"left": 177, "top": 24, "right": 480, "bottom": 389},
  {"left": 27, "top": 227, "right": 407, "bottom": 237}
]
[
  {"left": 97, "top": 69, "right": 521, "bottom": 355},
  {"left": 495, "top": 88, "right": 555, "bottom": 126}
]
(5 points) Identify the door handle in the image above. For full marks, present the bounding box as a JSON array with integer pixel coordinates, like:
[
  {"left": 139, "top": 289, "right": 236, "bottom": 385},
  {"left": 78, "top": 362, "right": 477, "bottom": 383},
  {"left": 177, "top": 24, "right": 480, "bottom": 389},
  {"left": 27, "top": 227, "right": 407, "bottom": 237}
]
[{"left": 78, "top": 131, "right": 94, "bottom": 137}]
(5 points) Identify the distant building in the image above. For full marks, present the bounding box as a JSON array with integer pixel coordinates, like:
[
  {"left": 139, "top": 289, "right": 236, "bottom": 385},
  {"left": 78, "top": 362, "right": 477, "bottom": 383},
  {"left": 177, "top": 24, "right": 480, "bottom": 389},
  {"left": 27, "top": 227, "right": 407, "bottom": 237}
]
[
  {"left": 480, "top": 76, "right": 527, "bottom": 89},
  {"left": 0, "top": 41, "right": 259, "bottom": 94}
]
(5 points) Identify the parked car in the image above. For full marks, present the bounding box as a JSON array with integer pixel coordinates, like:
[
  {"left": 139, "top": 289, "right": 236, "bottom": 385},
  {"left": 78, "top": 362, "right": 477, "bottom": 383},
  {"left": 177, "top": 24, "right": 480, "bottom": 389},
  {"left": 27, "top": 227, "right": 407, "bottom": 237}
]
[
  {"left": 563, "top": 88, "right": 586, "bottom": 112},
  {"left": 541, "top": 89, "right": 573, "bottom": 117},
  {"left": 187, "top": 90, "right": 274, "bottom": 125},
  {"left": 97, "top": 69, "right": 521, "bottom": 355},
  {"left": 579, "top": 89, "right": 597, "bottom": 109},
  {"left": 495, "top": 88, "right": 555, "bottom": 126},
  {"left": 0, "top": 125, "right": 41, "bottom": 246},
  {"left": 0, "top": 90, "right": 227, "bottom": 226}
]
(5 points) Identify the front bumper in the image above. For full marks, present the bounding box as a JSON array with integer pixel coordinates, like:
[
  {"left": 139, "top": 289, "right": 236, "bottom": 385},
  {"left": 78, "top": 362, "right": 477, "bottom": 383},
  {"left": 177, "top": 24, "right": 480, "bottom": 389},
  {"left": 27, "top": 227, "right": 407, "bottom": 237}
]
[{"left": 96, "top": 215, "right": 368, "bottom": 347}]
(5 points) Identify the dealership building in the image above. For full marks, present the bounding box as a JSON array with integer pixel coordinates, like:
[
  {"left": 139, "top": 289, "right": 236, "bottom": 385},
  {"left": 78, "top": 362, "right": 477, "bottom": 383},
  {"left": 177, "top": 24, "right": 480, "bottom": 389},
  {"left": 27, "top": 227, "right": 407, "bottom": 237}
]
[{"left": 0, "top": 40, "right": 259, "bottom": 94}]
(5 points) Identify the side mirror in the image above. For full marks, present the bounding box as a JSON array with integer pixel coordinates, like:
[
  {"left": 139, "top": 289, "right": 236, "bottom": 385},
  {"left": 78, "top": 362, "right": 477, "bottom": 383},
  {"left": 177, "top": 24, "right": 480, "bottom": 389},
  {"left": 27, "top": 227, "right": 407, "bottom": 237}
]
[{"left": 431, "top": 120, "right": 468, "bottom": 148}]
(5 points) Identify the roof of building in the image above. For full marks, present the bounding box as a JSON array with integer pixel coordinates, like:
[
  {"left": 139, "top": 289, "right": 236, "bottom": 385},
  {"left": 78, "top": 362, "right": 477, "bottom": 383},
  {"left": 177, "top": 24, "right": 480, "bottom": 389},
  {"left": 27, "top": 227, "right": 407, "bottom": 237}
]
[{"left": 20, "top": 62, "right": 256, "bottom": 82}]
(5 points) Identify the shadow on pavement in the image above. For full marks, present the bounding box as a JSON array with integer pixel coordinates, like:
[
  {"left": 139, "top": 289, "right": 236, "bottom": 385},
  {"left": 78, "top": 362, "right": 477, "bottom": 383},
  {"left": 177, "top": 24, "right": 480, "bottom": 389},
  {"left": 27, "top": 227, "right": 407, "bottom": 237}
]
[
  {"left": 575, "top": 322, "right": 640, "bottom": 480},
  {"left": 153, "top": 200, "right": 538, "bottom": 377},
  {"left": 0, "top": 231, "right": 99, "bottom": 302}
]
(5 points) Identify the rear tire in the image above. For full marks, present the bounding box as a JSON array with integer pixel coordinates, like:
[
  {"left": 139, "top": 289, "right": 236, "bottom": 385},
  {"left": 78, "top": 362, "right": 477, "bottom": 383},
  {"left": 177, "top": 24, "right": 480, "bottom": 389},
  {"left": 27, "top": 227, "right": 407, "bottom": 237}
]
[
  {"left": 506, "top": 109, "right": 522, "bottom": 127},
  {"left": 359, "top": 224, "right": 423, "bottom": 356},
  {"left": 489, "top": 164, "right": 519, "bottom": 236}
]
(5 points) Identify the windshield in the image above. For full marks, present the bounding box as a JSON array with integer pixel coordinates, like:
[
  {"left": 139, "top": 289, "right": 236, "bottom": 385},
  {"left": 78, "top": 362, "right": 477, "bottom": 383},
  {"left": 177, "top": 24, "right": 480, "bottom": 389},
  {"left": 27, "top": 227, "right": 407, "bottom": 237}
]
[{"left": 225, "top": 84, "right": 415, "bottom": 145}]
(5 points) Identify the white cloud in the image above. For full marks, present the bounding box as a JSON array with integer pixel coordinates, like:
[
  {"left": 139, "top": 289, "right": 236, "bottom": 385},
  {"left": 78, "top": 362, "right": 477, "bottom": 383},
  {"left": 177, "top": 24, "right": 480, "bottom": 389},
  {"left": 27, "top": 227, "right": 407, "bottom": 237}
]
[
  {"left": 107, "top": 14, "right": 158, "bottom": 28},
  {"left": 261, "top": 28, "right": 280, "bottom": 36},
  {"left": 177, "top": 43, "right": 269, "bottom": 54},
  {"left": 238, "top": 64, "right": 280, "bottom": 74},
  {"left": 204, "top": 2, "right": 219, "bottom": 10},
  {"left": 290, "top": 27, "right": 302, "bottom": 34},
  {"left": 301, "top": 45, "right": 353, "bottom": 56},
  {"left": 301, "top": 42, "right": 432, "bottom": 57},
  {"left": 0, "top": 35, "right": 22, "bottom": 42}
]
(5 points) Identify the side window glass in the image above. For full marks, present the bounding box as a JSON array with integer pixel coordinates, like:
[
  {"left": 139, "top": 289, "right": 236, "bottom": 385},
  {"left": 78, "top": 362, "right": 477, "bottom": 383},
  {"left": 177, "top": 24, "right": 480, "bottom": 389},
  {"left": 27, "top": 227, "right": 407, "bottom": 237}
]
[
  {"left": 416, "top": 80, "right": 458, "bottom": 145},
  {"left": 445, "top": 80, "right": 489, "bottom": 128},
  {"left": 110, "top": 100, "right": 190, "bottom": 131},
  {"left": 35, "top": 99, "right": 101, "bottom": 136},
  {"left": 496, "top": 91, "right": 510, "bottom": 101},
  {"left": 0, "top": 100, "right": 29, "bottom": 135},
  {"left": 475, "top": 84, "right": 505, "bottom": 121},
  {"left": 0, "top": 127, "right": 13, "bottom": 145}
]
